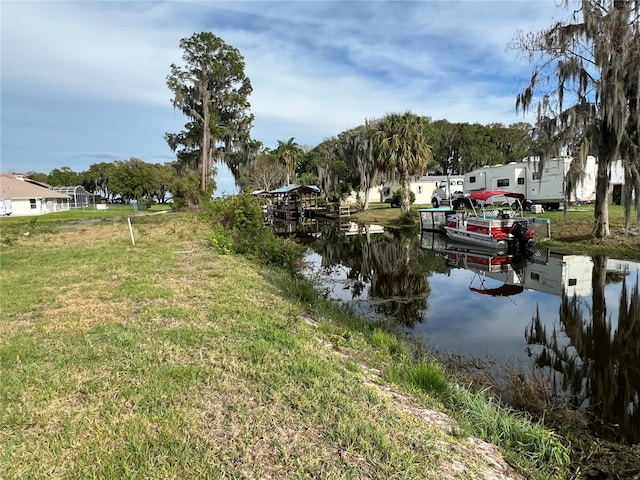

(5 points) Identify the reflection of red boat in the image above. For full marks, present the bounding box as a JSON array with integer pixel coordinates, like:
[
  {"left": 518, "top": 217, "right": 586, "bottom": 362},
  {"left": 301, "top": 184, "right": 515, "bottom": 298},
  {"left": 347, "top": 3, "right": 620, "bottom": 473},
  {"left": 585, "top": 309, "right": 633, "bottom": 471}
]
[
  {"left": 445, "top": 243, "right": 528, "bottom": 297},
  {"left": 444, "top": 190, "right": 535, "bottom": 254},
  {"left": 469, "top": 283, "right": 524, "bottom": 296}
]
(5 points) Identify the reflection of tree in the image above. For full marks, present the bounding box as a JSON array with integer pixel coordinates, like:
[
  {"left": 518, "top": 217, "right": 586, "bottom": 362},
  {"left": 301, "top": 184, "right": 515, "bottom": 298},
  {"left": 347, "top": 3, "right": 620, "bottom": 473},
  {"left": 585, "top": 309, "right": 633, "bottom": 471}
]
[
  {"left": 526, "top": 255, "right": 640, "bottom": 443},
  {"left": 312, "top": 226, "right": 439, "bottom": 327},
  {"left": 368, "top": 235, "right": 430, "bottom": 328},
  {"left": 313, "top": 224, "right": 374, "bottom": 294}
]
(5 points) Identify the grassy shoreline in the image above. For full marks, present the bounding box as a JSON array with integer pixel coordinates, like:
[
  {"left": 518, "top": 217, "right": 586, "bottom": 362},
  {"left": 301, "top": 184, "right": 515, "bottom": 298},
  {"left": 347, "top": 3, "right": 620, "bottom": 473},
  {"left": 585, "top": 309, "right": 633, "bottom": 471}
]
[{"left": 1, "top": 211, "right": 573, "bottom": 479}]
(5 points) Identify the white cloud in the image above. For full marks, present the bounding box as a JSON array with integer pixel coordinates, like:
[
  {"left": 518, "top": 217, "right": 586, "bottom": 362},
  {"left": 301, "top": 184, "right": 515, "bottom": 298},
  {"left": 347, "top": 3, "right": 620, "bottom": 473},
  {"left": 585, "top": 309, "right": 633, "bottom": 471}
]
[{"left": 2, "top": 1, "right": 183, "bottom": 106}]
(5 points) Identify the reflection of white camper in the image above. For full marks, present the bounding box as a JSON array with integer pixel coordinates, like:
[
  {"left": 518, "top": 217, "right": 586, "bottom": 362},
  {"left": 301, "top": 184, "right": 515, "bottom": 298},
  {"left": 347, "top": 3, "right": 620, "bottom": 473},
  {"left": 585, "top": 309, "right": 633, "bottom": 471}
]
[
  {"left": 463, "top": 156, "right": 597, "bottom": 210},
  {"left": 523, "top": 252, "right": 594, "bottom": 297},
  {"left": 479, "top": 251, "right": 594, "bottom": 297}
]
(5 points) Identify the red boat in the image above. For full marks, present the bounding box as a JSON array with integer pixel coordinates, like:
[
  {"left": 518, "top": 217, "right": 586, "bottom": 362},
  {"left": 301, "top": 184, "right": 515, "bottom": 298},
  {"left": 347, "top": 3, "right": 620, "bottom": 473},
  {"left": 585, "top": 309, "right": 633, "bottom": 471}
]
[{"left": 443, "top": 190, "right": 535, "bottom": 254}]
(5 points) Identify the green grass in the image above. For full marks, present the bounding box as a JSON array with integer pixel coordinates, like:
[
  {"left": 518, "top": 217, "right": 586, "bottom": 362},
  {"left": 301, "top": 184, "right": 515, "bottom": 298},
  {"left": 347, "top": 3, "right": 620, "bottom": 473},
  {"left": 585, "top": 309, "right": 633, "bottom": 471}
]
[
  {"left": 449, "top": 386, "right": 571, "bottom": 478},
  {"left": 0, "top": 212, "right": 571, "bottom": 479}
]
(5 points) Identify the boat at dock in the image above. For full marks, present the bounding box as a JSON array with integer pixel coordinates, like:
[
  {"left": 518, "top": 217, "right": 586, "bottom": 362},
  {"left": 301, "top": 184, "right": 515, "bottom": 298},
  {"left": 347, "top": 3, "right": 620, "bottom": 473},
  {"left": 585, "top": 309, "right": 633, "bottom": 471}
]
[{"left": 420, "top": 190, "right": 535, "bottom": 254}]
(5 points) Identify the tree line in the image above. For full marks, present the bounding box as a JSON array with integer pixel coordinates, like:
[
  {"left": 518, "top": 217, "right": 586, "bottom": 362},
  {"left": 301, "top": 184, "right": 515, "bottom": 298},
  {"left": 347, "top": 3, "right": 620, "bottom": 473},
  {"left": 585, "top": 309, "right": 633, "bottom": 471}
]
[
  {"left": 26, "top": 1, "right": 639, "bottom": 238},
  {"left": 28, "top": 118, "right": 535, "bottom": 213},
  {"left": 163, "top": 1, "right": 639, "bottom": 238},
  {"left": 26, "top": 159, "right": 179, "bottom": 205}
]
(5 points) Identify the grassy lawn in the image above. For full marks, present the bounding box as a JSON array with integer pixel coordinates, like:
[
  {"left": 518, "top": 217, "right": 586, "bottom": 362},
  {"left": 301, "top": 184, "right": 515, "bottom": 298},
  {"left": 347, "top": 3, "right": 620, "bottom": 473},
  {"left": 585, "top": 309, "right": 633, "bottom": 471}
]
[{"left": 0, "top": 212, "right": 571, "bottom": 479}]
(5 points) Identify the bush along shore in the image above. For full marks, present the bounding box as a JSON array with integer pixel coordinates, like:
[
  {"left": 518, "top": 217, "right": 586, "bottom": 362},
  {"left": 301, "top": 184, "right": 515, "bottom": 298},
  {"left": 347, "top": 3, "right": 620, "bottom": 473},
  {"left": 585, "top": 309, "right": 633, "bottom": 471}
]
[{"left": 1, "top": 197, "right": 634, "bottom": 479}]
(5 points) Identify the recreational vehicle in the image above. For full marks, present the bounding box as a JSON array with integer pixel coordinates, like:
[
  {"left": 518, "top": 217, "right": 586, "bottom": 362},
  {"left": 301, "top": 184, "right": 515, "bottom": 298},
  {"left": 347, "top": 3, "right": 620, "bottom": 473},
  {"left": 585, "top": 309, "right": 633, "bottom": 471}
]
[
  {"left": 430, "top": 176, "right": 465, "bottom": 208},
  {"left": 463, "top": 156, "right": 597, "bottom": 210}
]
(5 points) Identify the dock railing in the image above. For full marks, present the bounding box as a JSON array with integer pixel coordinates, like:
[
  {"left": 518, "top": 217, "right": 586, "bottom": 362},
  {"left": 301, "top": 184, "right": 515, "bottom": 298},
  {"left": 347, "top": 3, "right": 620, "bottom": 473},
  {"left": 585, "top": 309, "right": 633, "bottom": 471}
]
[{"left": 339, "top": 205, "right": 351, "bottom": 217}]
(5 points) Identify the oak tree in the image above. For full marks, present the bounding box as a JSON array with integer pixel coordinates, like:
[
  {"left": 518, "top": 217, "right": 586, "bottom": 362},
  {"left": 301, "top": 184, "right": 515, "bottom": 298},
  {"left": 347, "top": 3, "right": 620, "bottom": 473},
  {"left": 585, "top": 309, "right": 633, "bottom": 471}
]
[{"left": 513, "top": 0, "right": 640, "bottom": 238}]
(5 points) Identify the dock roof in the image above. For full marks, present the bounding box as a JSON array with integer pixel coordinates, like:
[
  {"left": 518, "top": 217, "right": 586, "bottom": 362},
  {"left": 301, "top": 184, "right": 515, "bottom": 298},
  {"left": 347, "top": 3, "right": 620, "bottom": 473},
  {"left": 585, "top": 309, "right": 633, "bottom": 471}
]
[{"left": 269, "top": 184, "right": 320, "bottom": 195}]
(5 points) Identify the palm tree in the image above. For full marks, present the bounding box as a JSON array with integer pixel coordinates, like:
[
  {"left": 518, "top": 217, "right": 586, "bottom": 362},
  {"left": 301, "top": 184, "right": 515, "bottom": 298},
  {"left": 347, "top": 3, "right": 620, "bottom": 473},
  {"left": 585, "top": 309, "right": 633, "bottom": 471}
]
[
  {"left": 372, "top": 112, "right": 433, "bottom": 213},
  {"left": 275, "top": 137, "right": 303, "bottom": 185}
]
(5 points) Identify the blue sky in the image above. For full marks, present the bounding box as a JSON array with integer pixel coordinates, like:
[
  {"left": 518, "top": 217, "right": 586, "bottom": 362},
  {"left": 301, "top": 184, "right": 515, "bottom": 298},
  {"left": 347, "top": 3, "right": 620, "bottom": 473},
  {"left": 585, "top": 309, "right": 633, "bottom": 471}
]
[{"left": 1, "top": 1, "right": 570, "bottom": 194}]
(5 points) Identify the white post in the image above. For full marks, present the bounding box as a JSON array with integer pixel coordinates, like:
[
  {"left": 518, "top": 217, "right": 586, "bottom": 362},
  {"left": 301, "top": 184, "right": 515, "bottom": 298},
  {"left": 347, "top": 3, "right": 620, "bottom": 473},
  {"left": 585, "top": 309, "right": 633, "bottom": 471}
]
[
  {"left": 446, "top": 174, "right": 451, "bottom": 206},
  {"left": 127, "top": 217, "right": 135, "bottom": 245}
]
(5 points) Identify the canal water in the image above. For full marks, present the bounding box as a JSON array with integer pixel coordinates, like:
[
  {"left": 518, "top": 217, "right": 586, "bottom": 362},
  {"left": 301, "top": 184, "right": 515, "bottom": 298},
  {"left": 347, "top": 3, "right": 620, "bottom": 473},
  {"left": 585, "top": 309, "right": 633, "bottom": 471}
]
[{"left": 295, "top": 220, "right": 640, "bottom": 445}]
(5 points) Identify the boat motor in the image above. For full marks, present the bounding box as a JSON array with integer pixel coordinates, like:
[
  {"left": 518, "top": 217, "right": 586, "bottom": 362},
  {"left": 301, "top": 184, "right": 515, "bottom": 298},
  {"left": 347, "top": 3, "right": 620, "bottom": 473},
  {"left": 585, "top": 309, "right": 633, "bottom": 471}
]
[{"left": 510, "top": 221, "right": 535, "bottom": 255}]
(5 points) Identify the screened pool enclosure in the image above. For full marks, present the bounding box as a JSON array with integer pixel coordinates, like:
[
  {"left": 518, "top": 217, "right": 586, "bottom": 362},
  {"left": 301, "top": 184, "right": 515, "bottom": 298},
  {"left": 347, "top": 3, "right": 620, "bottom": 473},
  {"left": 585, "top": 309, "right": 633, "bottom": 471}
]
[{"left": 51, "top": 186, "right": 96, "bottom": 209}]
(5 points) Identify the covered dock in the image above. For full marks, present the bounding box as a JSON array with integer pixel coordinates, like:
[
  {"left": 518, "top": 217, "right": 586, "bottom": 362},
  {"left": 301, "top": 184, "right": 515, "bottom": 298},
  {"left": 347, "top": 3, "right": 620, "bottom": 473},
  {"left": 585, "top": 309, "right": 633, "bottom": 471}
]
[{"left": 266, "top": 184, "right": 320, "bottom": 220}]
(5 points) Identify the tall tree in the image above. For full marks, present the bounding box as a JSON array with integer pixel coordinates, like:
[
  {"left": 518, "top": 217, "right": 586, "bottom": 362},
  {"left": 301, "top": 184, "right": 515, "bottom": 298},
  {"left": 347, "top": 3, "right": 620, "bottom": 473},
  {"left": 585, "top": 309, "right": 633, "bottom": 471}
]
[
  {"left": 238, "top": 149, "right": 287, "bottom": 192},
  {"left": 372, "top": 112, "right": 433, "bottom": 214},
  {"left": 150, "top": 163, "right": 179, "bottom": 203},
  {"left": 306, "top": 137, "right": 351, "bottom": 202},
  {"left": 110, "top": 158, "right": 156, "bottom": 203},
  {"left": 166, "top": 32, "right": 253, "bottom": 194},
  {"left": 47, "top": 167, "right": 81, "bottom": 186},
  {"left": 82, "top": 162, "right": 114, "bottom": 201},
  {"left": 274, "top": 137, "right": 303, "bottom": 185},
  {"left": 487, "top": 122, "right": 535, "bottom": 163},
  {"left": 430, "top": 120, "right": 458, "bottom": 174},
  {"left": 513, "top": 0, "right": 640, "bottom": 238}
]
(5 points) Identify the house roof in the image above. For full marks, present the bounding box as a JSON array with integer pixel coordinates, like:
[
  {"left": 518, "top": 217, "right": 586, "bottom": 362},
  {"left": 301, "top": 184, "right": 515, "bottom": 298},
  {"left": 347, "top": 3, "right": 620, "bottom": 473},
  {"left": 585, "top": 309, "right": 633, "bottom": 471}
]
[{"left": 0, "top": 174, "right": 70, "bottom": 200}]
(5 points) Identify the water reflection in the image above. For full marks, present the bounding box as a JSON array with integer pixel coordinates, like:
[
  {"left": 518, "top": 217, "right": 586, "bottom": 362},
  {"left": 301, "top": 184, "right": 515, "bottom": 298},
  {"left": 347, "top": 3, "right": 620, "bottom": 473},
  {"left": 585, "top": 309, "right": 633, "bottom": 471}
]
[
  {"left": 526, "top": 257, "right": 640, "bottom": 444},
  {"left": 311, "top": 223, "right": 445, "bottom": 327},
  {"left": 300, "top": 223, "right": 640, "bottom": 443}
]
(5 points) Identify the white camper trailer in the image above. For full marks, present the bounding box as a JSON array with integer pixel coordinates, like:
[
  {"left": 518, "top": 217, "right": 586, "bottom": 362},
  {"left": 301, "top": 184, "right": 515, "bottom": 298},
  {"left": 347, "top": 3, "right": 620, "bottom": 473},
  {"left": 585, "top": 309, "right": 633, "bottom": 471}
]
[{"left": 463, "top": 156, "right": 597, "bottom": 210}]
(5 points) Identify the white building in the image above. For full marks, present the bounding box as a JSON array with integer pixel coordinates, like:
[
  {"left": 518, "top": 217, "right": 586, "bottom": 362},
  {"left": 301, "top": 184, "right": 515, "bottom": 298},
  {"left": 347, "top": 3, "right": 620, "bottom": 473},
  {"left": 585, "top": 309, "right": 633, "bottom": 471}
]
[
  {"left": 0, "top": 174, "right": 70, "bottom": 216},
  {"left": 345, "top": 175, "right": 461, "bottom": 205}
]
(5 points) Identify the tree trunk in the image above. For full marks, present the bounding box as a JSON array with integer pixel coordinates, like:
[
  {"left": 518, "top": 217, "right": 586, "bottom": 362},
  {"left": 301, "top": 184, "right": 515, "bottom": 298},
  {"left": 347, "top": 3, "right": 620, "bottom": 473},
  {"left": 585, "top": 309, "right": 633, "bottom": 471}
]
[
  {"left": 593, "top": 153, "right": 611, "bottom": 239},
  {"left": 201, "top": 88, "right": 211, "bottom": 192},
  {"left": 401, "top": 176, "right": 411, "bottom": 214}
]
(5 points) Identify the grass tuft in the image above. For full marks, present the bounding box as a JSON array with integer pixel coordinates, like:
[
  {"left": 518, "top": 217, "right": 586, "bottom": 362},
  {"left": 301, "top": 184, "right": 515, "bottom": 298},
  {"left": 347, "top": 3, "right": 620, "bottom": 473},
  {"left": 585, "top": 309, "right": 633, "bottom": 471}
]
[{"left": 385, "top": 360, "right": 449, "bottom": 396}]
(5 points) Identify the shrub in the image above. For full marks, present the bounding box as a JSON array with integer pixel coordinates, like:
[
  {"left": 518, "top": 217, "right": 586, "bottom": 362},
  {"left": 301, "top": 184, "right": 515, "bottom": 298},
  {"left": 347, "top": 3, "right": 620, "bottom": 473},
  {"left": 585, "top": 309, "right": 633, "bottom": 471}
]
[
  {"left": 390, "top": 189, "right": 415, "bottom": 208},
  {"left": 173, "top": 174, "right": 209, "bottom": 209},
  {"left": 208, "top": 224, "right": 233, "bottom": 255},
  {"left": 205, "top": 194, "right": 305, "bottom": 272}
]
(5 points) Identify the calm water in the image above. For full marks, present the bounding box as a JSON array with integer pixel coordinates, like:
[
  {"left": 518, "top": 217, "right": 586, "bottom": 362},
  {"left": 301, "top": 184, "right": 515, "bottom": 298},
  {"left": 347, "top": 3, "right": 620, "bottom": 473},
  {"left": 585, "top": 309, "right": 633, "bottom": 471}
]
[{"left": 297, "top": 221, "right": 640, "bottom": 444}]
